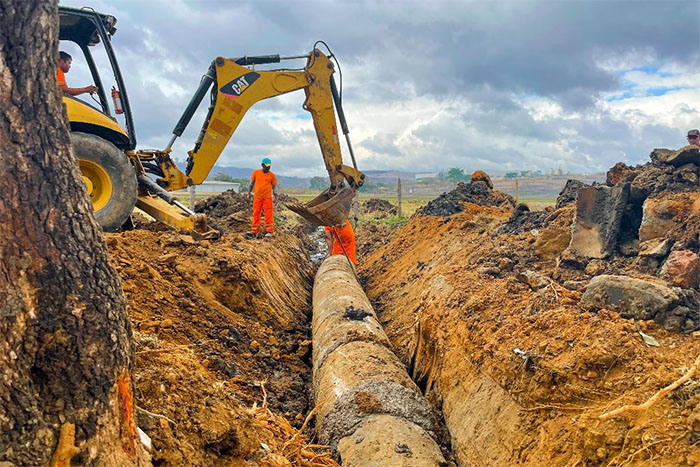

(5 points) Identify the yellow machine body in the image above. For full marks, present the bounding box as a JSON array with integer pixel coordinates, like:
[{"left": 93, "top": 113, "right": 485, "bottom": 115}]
[
  {"left": 65, "top": 48, "right": 363, "bottom": 232},
  {"left": 64, "top": 97, "right": 130, "bottom": 140}
]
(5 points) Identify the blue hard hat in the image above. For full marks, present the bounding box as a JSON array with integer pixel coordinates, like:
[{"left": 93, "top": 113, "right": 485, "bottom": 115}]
[{"left": 261, "top": 157, "right": 271, "bottom": 166}]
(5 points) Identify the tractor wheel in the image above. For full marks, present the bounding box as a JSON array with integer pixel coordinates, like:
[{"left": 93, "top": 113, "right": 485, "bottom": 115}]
[{"left": 71, "top": 132, "right": 137, "bottom": 232}]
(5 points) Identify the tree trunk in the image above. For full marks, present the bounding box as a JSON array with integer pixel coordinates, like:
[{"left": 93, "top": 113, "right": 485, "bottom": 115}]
[{"left": 0, "top": 1, "right": 141, "bottom": 465}]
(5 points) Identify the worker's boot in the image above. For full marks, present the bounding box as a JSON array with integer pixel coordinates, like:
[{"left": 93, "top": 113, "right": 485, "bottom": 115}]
[
  {"left": 245, "top": 232, "right": 257, "bottom": 240},
  {"left": 264, "top": 232, "right": 274, "bottom": 238}
]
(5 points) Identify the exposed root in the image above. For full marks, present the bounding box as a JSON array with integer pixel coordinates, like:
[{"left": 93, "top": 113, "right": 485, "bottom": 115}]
[
  {"left": 135, "top": 406, "right": 176, "bottom": 425},
  {"left": 599, "top": 353, "right": 700, "bottom": 421},
  {"left": 50, "top": 423, "right": 80, "bottom": 467},
  {"left": 252, "top": 405, "right": 338, "bottom": 467}
]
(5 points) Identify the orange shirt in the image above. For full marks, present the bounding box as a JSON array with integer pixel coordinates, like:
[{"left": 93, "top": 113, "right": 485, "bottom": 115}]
[
  {"left": 324, "top": 222, "right": 357, "bottom": 265},
  {"left": 250, "top": 169, "right": 277, "bottom": 200},
  {"left": 57, "top": 68, "right": 66, "bottom": 87}
]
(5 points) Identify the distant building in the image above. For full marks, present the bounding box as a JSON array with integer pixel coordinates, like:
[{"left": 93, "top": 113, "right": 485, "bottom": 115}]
[
  {"left": 176, "top": 181, "right": 240, "bottom": 193},
  {"left": 551, "top": 168, "right": 563, "bottom": 176},
  {"left": 415, "top": 172, "right": 439, "bottom": 179}
]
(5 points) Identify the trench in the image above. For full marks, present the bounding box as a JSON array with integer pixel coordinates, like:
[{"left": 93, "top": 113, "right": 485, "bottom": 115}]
[{"left": 309, "top": 254, "right": 456, "bottom": 465}]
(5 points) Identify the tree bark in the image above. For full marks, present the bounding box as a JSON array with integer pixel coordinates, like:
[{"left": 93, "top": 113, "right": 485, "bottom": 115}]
[{"left": 0, "top": 1, "right": 141, "bottom": 464}]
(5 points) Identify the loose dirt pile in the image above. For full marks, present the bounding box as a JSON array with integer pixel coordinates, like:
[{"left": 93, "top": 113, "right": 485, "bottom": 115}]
[
  {"left": 361, "top": 198, "right": 398, "bottom": 216},
  {"left": 195, "top": 190, "right": 303, "bottom": 235},
  {"left": 106, "top": 203, "right": 336, "bottom": 465},
  {"left": 359, "top": 149, "right": 700, "bottom": 466},
  {"left": 419, "top": 180, "right": 516, "bottom": 216}
]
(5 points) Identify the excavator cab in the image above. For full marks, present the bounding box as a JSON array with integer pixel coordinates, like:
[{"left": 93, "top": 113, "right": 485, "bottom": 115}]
[{"left": 59, "top": 6, "right": 140, "bottom": 231}]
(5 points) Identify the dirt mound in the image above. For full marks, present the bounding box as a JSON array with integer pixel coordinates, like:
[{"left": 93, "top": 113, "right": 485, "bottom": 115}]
[
  {"left": 556, "top": 179, "right": 589, "bottom": 209},
  {"left": 359, "top": 204, "right": 700, "bottom": 467},
  {"left": 106, "top": 229, "right": 333, "bottom": 465},
  {"left": 419, "top": 181, "right": 515, "bottom": 216},
  {"left": 606, "top": 156, "right": 698, "bottom": 200},
  {"left": 195, "top": 189, "right": 250, "bottom": 217},
  {"left": 497, "top": 204, "right": 553, "bottom": 235},
  {"left": 194, "top": 191, "right": 302, "bottom": 234},
  {"left": 362, "top": 198, "right": 397, "bottom": 216}
]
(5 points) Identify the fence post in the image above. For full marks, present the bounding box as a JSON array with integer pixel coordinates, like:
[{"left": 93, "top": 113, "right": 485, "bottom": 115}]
[
  {"left": 353, "top": 194, "right": 359, "bottom": 229},
  {"left": 397, "top": 178, "right": 403, "bottom": 217},
  {"left": 189, "top": 185, "right": 196, "bottom": 210}
]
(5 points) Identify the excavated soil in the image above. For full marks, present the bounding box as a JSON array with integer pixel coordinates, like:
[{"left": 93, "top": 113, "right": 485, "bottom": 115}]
[
  {"left": 420, "top": 181, "right": 516, "bottom": 216},
  {"left": 355, "top": 222, "right": 393, "bottom": 259},
  {"left": 361, "top": 199, "right": 398, "bottom": 217},
  {"left": 195, "top": 190, "right": 303, "bottom": 235},
  {"left": 105, "top": 152, "right": 698, "bottom": 465},
  {"left": 360, "top": 195, "right": 700, "bottom": 466},
  {"left": 105, "top": 195, "right": 338, "bottom": 465}
]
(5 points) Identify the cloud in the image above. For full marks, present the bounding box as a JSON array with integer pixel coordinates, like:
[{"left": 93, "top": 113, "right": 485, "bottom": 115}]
[{"left": 58, "top": 0, "right": 700, "bottom": 177}]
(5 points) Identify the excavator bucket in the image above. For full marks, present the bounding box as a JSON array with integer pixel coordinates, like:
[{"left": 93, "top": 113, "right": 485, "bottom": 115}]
[{"left": 286, "top": 187, "right": 355, "bottom": 227}]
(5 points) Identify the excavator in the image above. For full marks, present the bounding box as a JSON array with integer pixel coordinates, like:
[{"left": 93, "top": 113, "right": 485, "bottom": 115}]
[{"left": 58, "top": 6, "right": 364, "bottom": 237}]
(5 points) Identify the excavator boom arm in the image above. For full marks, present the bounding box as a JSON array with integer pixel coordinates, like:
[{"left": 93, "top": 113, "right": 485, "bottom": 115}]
[
  {"left": 155, "top": 49, "right": 363, "bottom": 195},
  {"left": 138, "top": 48, "right": 363, "bottom": 229}
]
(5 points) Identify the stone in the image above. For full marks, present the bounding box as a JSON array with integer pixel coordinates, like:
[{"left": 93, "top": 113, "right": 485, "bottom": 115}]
[
  {"left": 638, "top": 238, "right": 673, "bottom": 258},
  {"left": 638, "top": 192, "right": 700, "bottom": 242},
  {"left": 477, "top": 266, "right": 500, "bottom": 276},
  {"left": 675, "top": 163, "right": 699, "bottom": 185},
  {"left": 563, "top": 280, "right": 588, "bottom": 291},
  {"left": 662, "top": 251, "right": 700, "bottom": 289},
  {"left": 650, "top": 145, "right": 700, "bottom": 167},
  {"left": 584, "top": 260, "right": 606, "bottom": 276},
  {"left": 470, "top": 170, "right": 493, "bottom": 189},
  {"left": 498, "top": 257, "right": 514, "bottom": 272},
  {"left": 556, "top": 179, "right": 588, "bottom": 209},
  {"left": 581, "top": 274, "right": 700, "bottom": 332},
  {"left": 581, "top": 275, "right": 676, "bottom": 321},
  {"left": 535, "top": 221, "right": 571, "bottom": 260},
  {"left": 618, "top": 239, "right": 639, "bottom": 256},
  {"left": 606, "top": 162, "right": 631, "bottom": 186},
  {"left": 516, "top": 270, "right": 550, "bottom": 290},
  {"left": 568, "top": 184, "right": 630, "bottom": 259}
]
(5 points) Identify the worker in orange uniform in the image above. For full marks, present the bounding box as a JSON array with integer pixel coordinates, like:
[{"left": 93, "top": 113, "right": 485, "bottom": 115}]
[
  {"left": 57, "top": 51, "right": 97, "bottom": 96},
  {"left": 247, "top": 157, "right": 278, "bottom": 238},
  {"left": 324, "top": 220, "right": 357, "bottom": 265}
]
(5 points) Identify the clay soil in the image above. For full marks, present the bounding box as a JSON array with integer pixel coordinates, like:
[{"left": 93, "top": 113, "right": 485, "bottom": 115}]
[
  {"left": 359, "top": 201, "right": 700, "bottom": 466},
  {"left": 106, "top": 197, "right": 337, "bottom": 466},
  {"left": 104, "top": 164, "right": 700, "bottom": 465}
]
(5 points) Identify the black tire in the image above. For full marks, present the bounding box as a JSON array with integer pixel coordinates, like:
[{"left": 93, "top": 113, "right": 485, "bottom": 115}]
[{"left": 71, "top": 132, "right": 137, "bottom": 232}]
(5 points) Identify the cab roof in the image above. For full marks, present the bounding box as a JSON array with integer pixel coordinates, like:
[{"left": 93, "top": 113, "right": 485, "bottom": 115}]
[{"left": 58, "top": 6, "right": 117, "bottom": 46}]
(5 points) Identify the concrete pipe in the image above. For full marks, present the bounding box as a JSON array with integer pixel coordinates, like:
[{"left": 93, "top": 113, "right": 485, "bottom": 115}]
[{"left": 312, "top": 256, "right": 446, "bottom": 465}]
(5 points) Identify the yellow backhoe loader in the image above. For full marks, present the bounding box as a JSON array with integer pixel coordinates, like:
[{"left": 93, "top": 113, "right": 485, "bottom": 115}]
[{"left": 58, "top": 6, "right": 364, "bottom": 237}]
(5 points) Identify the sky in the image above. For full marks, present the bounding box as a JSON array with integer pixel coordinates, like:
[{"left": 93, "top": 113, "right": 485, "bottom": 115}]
[{"left": 59, "top": 0, "right": 700, "bottom": 177}]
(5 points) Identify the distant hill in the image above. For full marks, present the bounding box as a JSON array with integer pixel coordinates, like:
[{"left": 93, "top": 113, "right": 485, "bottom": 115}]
[
  {"left": 363, "top": 170, "right": 417, "bottom": 183},
  {"left": 205, "top": 167, "right": 422, "bottom": 188},
  {"left": 205, "top": 166, "right": 310, "bottom": 188}
]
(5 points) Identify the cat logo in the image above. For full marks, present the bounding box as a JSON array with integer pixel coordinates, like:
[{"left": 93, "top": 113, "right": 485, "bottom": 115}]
[{"left": 220, "top": 72, "right": 260, "bottom": 98}]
